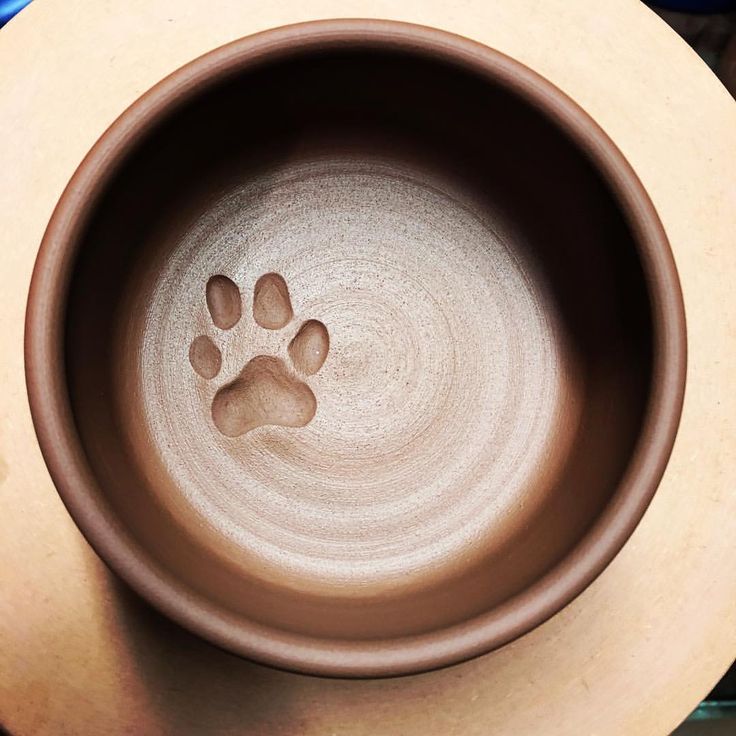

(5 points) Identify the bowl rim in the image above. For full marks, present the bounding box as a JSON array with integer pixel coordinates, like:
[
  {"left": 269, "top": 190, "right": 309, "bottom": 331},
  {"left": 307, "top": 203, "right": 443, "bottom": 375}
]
[{"left": 24, "top": 18, "right": 687, "bottom": 678}]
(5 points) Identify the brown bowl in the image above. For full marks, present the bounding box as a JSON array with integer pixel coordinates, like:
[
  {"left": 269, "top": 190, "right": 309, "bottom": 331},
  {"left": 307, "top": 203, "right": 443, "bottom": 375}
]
[{"left": 25, "top": 19, "right": 686, "bottom": 678}]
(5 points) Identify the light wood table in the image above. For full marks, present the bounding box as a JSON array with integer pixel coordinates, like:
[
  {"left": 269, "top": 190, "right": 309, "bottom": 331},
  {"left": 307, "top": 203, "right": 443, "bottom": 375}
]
[{"left": 1, "top": 1, "right": 735, "bottom": 734}]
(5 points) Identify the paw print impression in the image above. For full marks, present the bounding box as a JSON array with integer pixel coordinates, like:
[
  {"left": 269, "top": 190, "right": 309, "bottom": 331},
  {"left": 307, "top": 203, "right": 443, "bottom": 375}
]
[{"left": 188, "top": 272, "right": 329, "bottom": 438}]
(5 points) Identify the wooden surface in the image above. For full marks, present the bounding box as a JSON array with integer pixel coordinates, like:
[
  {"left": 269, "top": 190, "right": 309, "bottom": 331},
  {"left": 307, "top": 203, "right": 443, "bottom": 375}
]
[{"left": 0, "top": 0, "right": 735, "bottom": 734}]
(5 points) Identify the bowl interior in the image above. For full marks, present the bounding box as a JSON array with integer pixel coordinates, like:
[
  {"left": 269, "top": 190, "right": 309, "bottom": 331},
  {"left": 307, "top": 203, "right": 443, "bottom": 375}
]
[{"left": 56, "top": 34, "right": 661, "bottom": 669}]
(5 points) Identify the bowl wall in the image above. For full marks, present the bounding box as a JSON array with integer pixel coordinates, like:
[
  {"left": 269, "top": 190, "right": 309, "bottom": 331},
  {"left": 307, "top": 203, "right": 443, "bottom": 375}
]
[{"left": 26, "top": 20, "right": 686, "bottom": 677}]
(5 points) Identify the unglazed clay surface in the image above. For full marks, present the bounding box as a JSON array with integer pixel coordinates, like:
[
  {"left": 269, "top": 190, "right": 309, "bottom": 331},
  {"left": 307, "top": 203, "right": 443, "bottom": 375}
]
[{"left": 25, "top": 22, "right": 685, "bottom": 676}]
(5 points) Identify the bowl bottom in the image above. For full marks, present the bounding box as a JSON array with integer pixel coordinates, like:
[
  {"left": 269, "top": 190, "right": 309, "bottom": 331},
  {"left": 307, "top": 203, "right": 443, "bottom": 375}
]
[{"left": 129, "top": 151, "right": 581, "bottom": 600}]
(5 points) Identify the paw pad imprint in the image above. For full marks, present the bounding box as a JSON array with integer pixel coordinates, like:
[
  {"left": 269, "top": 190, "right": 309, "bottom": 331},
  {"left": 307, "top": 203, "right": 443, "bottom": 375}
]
[{"left": 189, "top": 273, "right": 329, "bottom": 437}]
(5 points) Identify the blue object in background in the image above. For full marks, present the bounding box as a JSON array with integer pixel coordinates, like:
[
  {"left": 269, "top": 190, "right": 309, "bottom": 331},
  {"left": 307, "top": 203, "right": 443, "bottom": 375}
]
[
  {"left": 0, "top": 0, "right": 32, "bottom": 28},
  {"left": 649, "top": 0, "right": 736, "bottom": 11}
]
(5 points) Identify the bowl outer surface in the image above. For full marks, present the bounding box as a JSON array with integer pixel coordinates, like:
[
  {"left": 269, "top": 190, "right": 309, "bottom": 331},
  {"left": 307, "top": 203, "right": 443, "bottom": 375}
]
[
  {"left": 23, "top": 19, "right": 686, "bottom": 677},
  {"left": 1, "top": 0, "right": 736, "bottom": 733}
]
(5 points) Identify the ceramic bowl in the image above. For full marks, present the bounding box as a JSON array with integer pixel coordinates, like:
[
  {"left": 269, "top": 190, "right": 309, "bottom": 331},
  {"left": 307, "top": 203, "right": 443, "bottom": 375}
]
[{"left": 25, "top": 19, "right": 686, "bottom": 677}]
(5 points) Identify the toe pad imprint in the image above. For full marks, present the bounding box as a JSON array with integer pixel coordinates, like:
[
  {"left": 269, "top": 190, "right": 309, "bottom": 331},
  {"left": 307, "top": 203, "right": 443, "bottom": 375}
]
[
  {"left": 189, "top": 335, "right": 222, "bottom": 379},
  {"left": 206, "top": 275, "right": 242, "bottom": 330},
  {"left": 252, "top": 272, "right": 293, "bottom": 330},
  {"left": 288, "top": 320, "right": 329, "bottom": 375}
]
